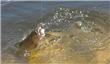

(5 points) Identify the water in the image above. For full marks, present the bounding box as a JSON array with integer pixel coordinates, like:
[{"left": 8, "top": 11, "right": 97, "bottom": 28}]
[{"left": 1, "top": 1, "right": 110, "bottom": 64}]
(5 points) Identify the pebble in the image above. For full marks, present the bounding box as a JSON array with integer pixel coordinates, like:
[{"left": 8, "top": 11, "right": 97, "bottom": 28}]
[
  {"left": 80, "top": 11, "right": 82, "bottom": 14},
  {"left": 72, "top": 11, "right": 74, "bottom": 13},
  {"left": 85, "top": 15, "right": 89, "bottom": 17},
  {"left": 76, "top": 21, "right": 82, "bottom": 27}
]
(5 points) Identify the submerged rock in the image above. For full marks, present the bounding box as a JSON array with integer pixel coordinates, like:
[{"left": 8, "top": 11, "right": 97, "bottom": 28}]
[
  {"left": 16, "top": 31, "right": 39, "bottom": 51},
  {"left": 15, "top": 7, "right": 110, "bottom": 64}
]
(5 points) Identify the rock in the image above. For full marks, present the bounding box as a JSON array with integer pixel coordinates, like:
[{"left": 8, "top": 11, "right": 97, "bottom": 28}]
[
  {"left": 75, "top": 21, "right": 82, "bottom": 27},
  {"left": 17, "top": 31, "right": 39, "bottom": 51}
]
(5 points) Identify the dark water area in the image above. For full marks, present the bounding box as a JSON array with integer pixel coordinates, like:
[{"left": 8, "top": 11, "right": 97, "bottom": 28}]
[{"left": 1, "top": 1, "right": 110, "bottom": 64}]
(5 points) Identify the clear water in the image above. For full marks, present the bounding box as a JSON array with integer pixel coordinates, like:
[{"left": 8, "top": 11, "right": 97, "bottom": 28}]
[{"left": 1, "top": 1, "right": 110, "bottom": 64}]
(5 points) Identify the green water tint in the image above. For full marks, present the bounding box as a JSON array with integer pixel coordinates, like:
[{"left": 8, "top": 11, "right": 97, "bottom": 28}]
[{"left": 14, "top": 8, "right": 110, "bottom": 64}]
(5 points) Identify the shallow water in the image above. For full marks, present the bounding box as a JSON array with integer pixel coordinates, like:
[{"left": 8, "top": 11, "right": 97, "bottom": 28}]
[{"left": 1, "top": 1, "right": 110, "bottom": 64}]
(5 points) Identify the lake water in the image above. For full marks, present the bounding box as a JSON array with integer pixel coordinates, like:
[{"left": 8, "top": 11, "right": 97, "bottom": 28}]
[{"left": 1, "top": 1, "right": 110, "bottom": 64}]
